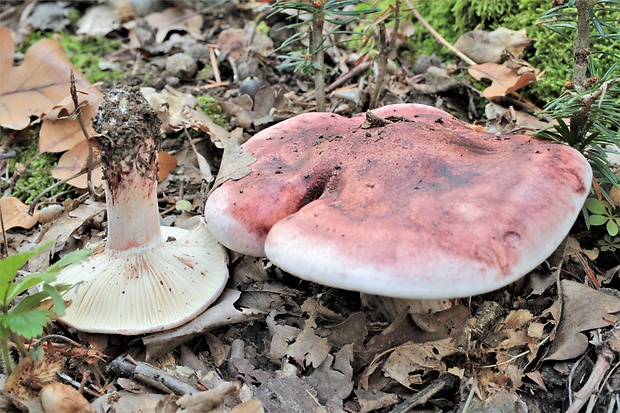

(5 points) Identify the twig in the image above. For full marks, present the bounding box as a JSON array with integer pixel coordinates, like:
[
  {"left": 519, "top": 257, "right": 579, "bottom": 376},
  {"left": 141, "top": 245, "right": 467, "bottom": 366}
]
[
  {"left": 69, "top": 71, "right": 96, "bottom": 197},
  {"left": 107, "top": 355, "right": 198, "bottom": 395},
  {"left": 405, "top": 0, "right": 476, "bottom": 66},
  {"left": 325, "top": 60, "right": 372, "bottom": 93},
  {"left": 0, "top": 202, "right": 7, "bottom": 258},
  {"left": 28, "top": 169, "right": 89, "bottom": 215},
  {"left": 312, "top": 17, "right": 327, "bottom": 112},
  {"left": 390, "top": 374, "right": 458, "bottom": 413},
  {"left": 370, "top": 2, "right": 400, "bottom": 109},
  {"left": 209, "top": 45, "right": 222, "bottom": 84},
  {"left": 567, "top": 345, "right": 616, "bottom": 413}
]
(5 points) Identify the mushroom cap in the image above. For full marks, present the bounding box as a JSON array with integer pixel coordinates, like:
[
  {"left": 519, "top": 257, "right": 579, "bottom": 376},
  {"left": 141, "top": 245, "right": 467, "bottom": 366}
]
[
  {"left": 56, "top": 220, "right": 228, "bottom": 334},
  {"left": 205, "top": 104, "right": 591, "bottom": 299}
]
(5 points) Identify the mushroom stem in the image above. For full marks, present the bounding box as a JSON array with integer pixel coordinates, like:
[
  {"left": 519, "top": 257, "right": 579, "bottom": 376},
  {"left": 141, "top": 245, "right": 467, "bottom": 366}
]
[
  {"left": 105, "top": 166, "right": 162, "bottom": 252},
  {"left": 95, "top": 87, "right": 163, "bottom": 252}
]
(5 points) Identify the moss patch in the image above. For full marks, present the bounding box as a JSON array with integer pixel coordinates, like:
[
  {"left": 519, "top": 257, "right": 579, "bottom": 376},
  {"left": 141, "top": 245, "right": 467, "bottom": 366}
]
[
  {"left": 5, "top": 131, "right": 67, "bottom": 204},
  {"left": 410, "top": 0, "right": 620, "bottom": 105},
  {"left": 196, "top": 96, "right": 227, "bottom": 127}
]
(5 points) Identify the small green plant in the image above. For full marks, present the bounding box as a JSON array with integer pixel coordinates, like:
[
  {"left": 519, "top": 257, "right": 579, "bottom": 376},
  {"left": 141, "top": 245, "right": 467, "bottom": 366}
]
[
  {"left": 270, "top": 0, "right": 379, "bottom": 111},
  {"left": 597, "top": 234, "right": 620, "bottom": 253},
  {"left": 0, "top": 243, "right": 91, "bottom": 374},
  {"left": 584, "top": 198, "right": 620, "bottom": 236}
]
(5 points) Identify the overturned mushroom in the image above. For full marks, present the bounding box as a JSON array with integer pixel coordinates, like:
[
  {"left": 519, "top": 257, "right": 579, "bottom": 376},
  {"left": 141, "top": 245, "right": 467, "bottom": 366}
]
[
  {"left": 56, "top": 86, "right": 228, "bottom": 334},
  {"left": 205, "top": 104, "right": 591, "bottom": 301}
]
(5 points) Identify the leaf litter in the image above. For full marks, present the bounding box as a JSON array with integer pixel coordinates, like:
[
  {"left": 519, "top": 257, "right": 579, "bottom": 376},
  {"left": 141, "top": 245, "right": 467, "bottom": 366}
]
[{"left": 0, "top": 1, "right": 618, "bottom": 412}]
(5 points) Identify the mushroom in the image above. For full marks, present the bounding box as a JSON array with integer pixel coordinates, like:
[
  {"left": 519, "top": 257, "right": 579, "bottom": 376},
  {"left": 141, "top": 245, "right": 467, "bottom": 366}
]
[
  {"left": 204, "top": 104, "right": 591, "bottom": 306},
  {"left": 56, "top": 86, "right": 228, "bottom": 334}
]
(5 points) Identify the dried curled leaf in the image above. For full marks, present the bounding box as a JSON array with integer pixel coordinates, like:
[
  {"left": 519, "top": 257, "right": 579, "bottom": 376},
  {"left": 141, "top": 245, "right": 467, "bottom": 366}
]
[
  {"left": 0, "top": 197, "right": 39, "bottom": 231},
  {"left": 469, "top": 61, "right": 537, "bottom": 99}
]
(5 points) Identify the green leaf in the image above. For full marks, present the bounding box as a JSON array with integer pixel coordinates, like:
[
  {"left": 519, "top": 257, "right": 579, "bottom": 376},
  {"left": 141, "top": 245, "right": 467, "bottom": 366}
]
[
  {"left": 608, "top": 220, "right": 619, "bottom": 236},
  {"left": 9, "top": 291, "right": 51, "bottom": 314},
  {"left": 5, "top": 272, "right": 57, "bottom": 303},
  {"left": 47, "top": 249, "right": 92, "bottom": 274},
  {"left": 585, "top": 198, "right": 610, "bottom": 214},
  {"left": 0, "top": 242, "right": 52, "bottom": 302},
  {"left": 2, "top": 309, "right": 53, "bottom": 339},
  {"left": 589, "top": 215, "right": 609, "bottom": 226},
  {"left": 43, "top": 283, "right": 67, "bottom": 317}
]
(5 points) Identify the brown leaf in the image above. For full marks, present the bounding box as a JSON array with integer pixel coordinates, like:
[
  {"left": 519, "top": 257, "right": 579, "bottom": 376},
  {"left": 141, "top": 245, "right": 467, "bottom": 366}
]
[
  {"left": 210, "top": 137, "right": 257, "bottom": 192},
  {"left": 0, "top": 27, "right": 100, "bottom": 133},
  {"left": 455, "top": 27, "right": 529, "bottom": 64},
  {"left": 382, "top": 338, "right": 459, "bottom": 388},
  {"left": 39, "top": 87, "right": 103, "bottom": 153},
  {"left": 0, "top": 197, "right": 39, "bottom": 231},
  {"left": 3, "top": 352, "right": 65, "bottom": 406},
  {"left": 50, "top": 140, "right": 103, "bottom": 189},
  {"left": 468, "top": 62, "right": 537, "bottom": 98},
  {"left": 144, "top": 7, "right": 204, "bottom": 43},
  {"left": 286, "top": 317, "right": 331, "bottom": 368},
  {"left": 158, "top": 151, "right": 178, "bottom": 181},
  {"left": 546, "top": 280, "right": 620, "bottom": 360}
]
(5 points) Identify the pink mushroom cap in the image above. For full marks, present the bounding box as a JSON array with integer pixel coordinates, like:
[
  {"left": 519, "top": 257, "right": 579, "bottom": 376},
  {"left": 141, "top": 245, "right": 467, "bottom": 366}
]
[{"left": 205, "top": 104, "right": 592, "bottom": 299}]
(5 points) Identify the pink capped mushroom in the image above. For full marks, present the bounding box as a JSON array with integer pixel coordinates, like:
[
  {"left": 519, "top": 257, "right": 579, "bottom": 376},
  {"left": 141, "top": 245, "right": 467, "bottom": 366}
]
[
  {"left": 204, "top": 104, "right": 591, "bottom": 301},
  {"left": 55, "top": 86, "right": 228, "bottom": 334}
]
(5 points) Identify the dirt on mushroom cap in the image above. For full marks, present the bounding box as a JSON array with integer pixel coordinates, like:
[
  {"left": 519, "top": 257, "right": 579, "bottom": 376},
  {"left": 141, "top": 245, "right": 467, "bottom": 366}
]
[{"left": 205, "top": 104, "right": 592, "bottom": 299}]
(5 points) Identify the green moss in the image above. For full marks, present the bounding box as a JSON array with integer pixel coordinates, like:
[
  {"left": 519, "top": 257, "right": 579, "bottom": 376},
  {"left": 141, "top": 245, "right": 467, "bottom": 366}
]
[
  {"left": 6, "top": 132, "right": 67, "bottom": 204},
  {"left": 410, "top": 0, "right": 620, "bottom": 105},
  {"left": 196, "top": 96, "right": 227, "bottom": 127},
  {"left": 20, "top": 31, "right": 124, "bottom": 84}
]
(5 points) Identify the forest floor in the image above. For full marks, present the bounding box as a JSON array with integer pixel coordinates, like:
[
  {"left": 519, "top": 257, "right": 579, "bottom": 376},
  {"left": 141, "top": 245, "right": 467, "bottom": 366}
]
[{"left": 0, "top": 1, "right": 619, "bottom": 412}]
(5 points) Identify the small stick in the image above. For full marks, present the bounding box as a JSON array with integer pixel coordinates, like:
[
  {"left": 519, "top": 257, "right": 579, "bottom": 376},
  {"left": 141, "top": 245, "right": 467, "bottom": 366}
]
[
  {"left": 324, "top": 60, "right": 372, "bottom": 94},
  {"left": 405, "top": 0, "right": 476, "bottom": 66},
  {"left": 69, "top": 71, "right": 96, "bottom": 197},
  {"left": 28, "top": 169, "right": 89, "bottom": 215},
  {"left": 107, "top": 355, "right": 198, "bottom": 395},
  {"left": 391, "top": 374, "right": 458, "bottom": 413},
  {"left": 566, "top": 345, "right": 616, "bottom": 413}
]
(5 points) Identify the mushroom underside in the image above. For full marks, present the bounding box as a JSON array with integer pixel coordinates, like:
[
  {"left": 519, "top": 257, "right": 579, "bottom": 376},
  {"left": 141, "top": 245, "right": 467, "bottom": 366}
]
[{"left": 57, "top": 223, "right": 228, "bottom": 334}]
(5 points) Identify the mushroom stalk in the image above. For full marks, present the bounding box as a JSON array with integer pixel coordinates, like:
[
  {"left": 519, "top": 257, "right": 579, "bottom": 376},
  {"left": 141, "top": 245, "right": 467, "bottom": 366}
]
[
  {"left": 54, "top": 86, "right": 229, "bottom": 334},
  {"left": 97, "top": 89, "right": 162, "bottom": 252}
]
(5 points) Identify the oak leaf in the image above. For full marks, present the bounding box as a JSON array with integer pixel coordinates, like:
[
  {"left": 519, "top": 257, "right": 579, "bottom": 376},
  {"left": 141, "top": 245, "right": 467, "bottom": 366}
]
[
  {"left": 0, "top": 27, "right": 100, "bottom": 135},
  {"left": 0, "top": 197, "right": 39, "bottom": 231},
  {"left": 468, "top": 61, "right": 537, "bottom": 99}
]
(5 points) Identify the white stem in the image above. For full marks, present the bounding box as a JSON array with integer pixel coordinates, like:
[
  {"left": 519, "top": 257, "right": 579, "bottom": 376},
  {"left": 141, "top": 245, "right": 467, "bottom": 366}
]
[
  {"left": 105, "top": 167, "right": 162, "bottom": 252},
  {"left": 93, "top": 87, "right": 164, "bottom": 253}
]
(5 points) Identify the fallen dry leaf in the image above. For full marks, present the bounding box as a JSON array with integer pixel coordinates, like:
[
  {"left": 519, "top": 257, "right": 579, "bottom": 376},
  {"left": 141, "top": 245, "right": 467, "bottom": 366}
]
[
  {"left": 307, "top": 344, "right": 354, "bottom": 408},
  {"left": 382, "top": 337, "right": 459, "bottom": 388},
  {"left": 158, "top": 151, "right": 178, "bottom": 181},
  {"left": 144, "top": 7, "right": 204, "bottom": 43},
  {"left": 76, "top": 4, "right": 121, "bottom": 37},
  {"left": 142, "top": 289, "right": 263, "bottom": 361},
  {"left": 469, "top": 61, "right": 537, "bottom": 99},
  {"left": 210, "top": 137, "right": 257, "bottom": 192},
  {"left": 0, "top": 196, "right": 39, "bottom": 231},
  {"left": 40, "top": 383, "right": 93, "bottom": 413},
  {"left": 546, "top": 280, "right": 620, "bottom": 360},
  {"left": 455, "top": 27, "right": 529, "bottom": 64},
  {"left": 38, "top": 86, "right": 103, "bottom": 154},
  {"left": 3, "top": 352, "right": 65, "bottom": 407},
  {"left": 0, "top": 27, "right": 100, "bottom": 134},
  {"left": 467, "top": 62, "right": 536, "bottom": 99},
  {"left": 50, "top": 140, "right": 103, "bottom": 189},
  {"left": 26, "top": 200, "right": 106, "bottom": 272},
  {"left": 51, "top": 143, "right": 175, "bottom": 188}
]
